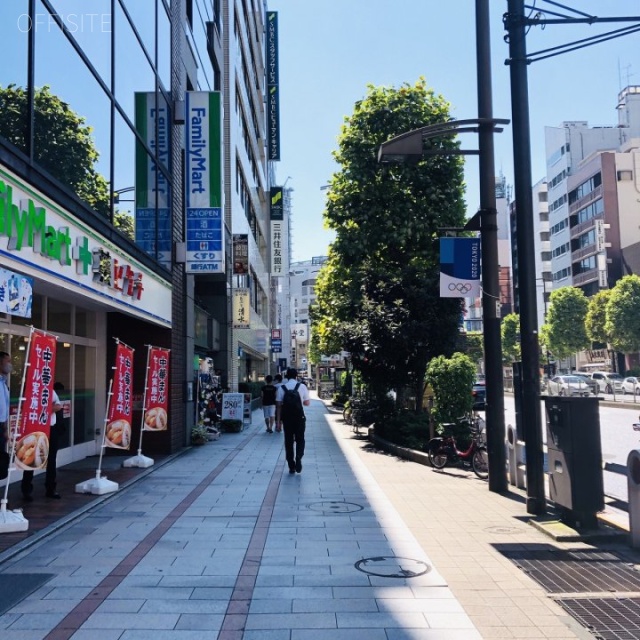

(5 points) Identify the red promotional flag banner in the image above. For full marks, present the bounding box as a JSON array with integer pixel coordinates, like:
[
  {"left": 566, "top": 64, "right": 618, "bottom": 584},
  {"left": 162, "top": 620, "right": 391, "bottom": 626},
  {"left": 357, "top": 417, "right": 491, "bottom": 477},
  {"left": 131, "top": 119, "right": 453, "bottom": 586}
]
[
  {"left": 15, "top": 331, "right": 57, "bottom": 471},
  {"left": 105, "top": 342, "right": 134, "bottom": 449},
  {"left": 143, "top": 347, "right": 170, "bottom": 431}
]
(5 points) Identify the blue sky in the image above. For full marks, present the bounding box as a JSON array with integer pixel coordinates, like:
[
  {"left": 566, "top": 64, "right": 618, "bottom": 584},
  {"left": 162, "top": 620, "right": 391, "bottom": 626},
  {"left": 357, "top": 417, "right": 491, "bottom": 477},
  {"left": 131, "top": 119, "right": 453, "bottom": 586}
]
[{"left": 272, "top": 1, "right": 640, "bottom": 262}]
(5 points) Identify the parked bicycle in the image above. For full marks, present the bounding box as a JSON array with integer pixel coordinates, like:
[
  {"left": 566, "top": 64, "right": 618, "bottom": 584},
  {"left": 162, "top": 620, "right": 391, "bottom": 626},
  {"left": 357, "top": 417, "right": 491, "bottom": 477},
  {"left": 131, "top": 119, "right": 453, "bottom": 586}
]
[{"left": 427, "top": 414, "right": 488, "bottom": 479}]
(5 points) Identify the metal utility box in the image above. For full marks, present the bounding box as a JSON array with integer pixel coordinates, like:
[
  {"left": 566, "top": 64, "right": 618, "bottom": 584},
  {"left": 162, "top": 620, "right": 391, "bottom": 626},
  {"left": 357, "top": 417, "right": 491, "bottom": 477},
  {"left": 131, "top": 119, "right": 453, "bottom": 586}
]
[{"left": 544, "top": 396, "right": 603, "bottom": 528}]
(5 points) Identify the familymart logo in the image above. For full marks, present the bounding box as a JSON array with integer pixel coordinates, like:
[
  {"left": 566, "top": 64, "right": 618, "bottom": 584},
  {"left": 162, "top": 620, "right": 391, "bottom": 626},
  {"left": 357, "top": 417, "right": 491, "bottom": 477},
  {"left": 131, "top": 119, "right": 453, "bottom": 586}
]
[{"left": 0, "top": 179, "right": 144, "bottom": 300}]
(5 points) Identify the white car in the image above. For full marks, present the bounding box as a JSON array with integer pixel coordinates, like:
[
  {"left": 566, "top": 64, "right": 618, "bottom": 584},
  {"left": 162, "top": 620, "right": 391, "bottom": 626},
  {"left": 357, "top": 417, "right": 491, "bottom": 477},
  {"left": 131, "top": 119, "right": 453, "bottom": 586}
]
[
  {"left": 622, "top": 377, "right": 640, "bottom": 395},
  {"left": 590, "top": 371, "right": 624, "bottom": 394},
  {"left": 546, "top": 375, "right": 591, "bottom": 397}
]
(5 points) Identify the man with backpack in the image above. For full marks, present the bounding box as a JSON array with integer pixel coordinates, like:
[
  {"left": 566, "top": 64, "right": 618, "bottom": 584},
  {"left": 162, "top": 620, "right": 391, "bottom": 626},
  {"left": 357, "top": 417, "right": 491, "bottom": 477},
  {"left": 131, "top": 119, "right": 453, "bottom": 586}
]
[{"left": 276, "top": 368, "right": 310, "bottom": 473}]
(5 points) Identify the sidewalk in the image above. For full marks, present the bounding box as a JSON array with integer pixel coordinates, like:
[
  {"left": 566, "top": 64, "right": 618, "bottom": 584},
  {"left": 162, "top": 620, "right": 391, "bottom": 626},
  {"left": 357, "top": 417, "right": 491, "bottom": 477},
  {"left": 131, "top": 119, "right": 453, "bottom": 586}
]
[{"left": 0, "top": 398, "right": 629, "bottom": 639}]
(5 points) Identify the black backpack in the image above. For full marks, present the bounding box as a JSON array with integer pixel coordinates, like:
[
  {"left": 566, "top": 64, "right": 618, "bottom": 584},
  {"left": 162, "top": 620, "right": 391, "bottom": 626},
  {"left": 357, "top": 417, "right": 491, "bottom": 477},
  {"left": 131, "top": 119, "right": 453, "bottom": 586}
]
[{"left": 281, "top": 382, "right": 305, "bottom": 424}]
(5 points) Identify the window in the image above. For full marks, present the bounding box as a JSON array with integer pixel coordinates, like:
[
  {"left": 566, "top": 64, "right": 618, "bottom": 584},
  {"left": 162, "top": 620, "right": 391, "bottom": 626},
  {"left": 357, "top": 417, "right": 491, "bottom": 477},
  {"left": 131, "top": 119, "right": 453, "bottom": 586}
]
[{"left": 618, "top": 170, "right": 633, "bottom": 181}]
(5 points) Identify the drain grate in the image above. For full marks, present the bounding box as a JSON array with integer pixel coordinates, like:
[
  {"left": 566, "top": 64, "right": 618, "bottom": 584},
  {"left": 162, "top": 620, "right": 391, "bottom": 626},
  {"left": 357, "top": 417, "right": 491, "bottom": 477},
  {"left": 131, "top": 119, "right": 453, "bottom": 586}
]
[
  {"left": 503, "top": 548, "right": 640, "bottom": 594},
  {"left": 558, "top": 597, "right": 640, "bottom": 639},
  {"left": 0, "top": 573, "right": 55, "bottom": 615}
]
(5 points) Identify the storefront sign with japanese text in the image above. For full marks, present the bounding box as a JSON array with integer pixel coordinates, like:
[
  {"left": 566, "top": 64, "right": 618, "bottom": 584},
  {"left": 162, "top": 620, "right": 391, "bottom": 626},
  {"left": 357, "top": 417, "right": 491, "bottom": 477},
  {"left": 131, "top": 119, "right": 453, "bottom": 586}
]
[
  {"left": 15, "top": 330, "right": 57, "bottom": 471},
  {"left": 232, "top": 288, "right": 250, "bottom": 329},
  {"left": 105, "top": 342, "right": 134, "bottom": 449},
  {"left": 143, "top": 346, "right": 170, "bottom": 432}
]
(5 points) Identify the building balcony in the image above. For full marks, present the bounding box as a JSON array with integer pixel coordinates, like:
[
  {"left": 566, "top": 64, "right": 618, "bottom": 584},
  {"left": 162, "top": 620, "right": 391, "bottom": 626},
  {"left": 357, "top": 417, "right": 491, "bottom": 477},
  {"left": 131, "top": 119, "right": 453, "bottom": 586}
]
[
  {"left": 573, "top": 268, "right": 598, "bottom": 286},
  {"left": 568, "top": 184, "right": 602, "bottom": 215},
  {"left": 572, "top": 243, "right": 598, "bottom": 263},
  {"left": 570, "top": 213, "right": 603, "bottom": 239}
]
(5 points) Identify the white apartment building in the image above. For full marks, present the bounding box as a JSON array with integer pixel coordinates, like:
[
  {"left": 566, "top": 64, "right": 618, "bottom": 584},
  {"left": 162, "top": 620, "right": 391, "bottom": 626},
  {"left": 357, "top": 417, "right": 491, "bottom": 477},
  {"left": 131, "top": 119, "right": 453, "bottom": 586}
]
[{"left": 546, "top": 86, "right": 640, "bottom": 294}]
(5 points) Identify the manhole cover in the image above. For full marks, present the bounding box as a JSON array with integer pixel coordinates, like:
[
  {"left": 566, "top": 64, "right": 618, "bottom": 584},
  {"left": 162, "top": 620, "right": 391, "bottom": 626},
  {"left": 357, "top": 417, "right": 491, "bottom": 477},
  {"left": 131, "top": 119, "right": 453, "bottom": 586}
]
[
  {"left": 503, "top": 548, "right": 640, "bottom": 594},
  {"left": 484, "top": 526, "right": 524, "bottom": 535},
  {"left": 308, "top": 501, "right": 363, "bottom": 514},
  {"left": 559, "top": 597, "right": 640, "bottom": 639},
  {"left": 355, "top": 556, "right": 431, "bottom": 578}
]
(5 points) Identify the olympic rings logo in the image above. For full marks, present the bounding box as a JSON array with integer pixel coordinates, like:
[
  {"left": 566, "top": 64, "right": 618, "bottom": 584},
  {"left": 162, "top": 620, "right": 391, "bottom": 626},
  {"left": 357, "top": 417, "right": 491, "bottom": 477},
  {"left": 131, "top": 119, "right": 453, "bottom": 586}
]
[{"left": 448, "top": 283, "right": 472, "bottom": 293}]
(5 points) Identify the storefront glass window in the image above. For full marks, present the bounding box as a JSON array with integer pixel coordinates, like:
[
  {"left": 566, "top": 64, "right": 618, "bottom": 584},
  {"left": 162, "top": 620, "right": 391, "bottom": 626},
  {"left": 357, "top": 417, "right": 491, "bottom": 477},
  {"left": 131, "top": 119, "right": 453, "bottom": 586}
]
[
  {"left": 0, "top": 0, "right": 29, "bottom": 155},
  {"left": 114, "top": 1, "right": 156, "bottom": 125},
  {"left": 121, "top": 0, "right": 157, "bottom": 64},
  {"left": 158, "top": 3, "right": 171, "bottom": 91},
  {"left": 8, "top": 335, "right": 29, "bottom": 407},
  {"left": 54, "top": 341, "right": 72, "bottom": 449},
  {"left": 113, "top": 111, "right": 137, "bottom": 245},
  {"left": 74, "top": 344, "right": 96, "bottom": 444},
  {"left": 75, "top": 308, "right": 96, "bottom": 339},
  {"left": 11, "top": 294, "right": 43, "bottom": 328},
  {"left": 47, "top": 298, "right": 72, "bottom": 334},
  {"left": 45, "top": 0, "right": 112, "bottom": 81},
  {"left": 34, "top": 0, "right": 112, "bottom": 219}
]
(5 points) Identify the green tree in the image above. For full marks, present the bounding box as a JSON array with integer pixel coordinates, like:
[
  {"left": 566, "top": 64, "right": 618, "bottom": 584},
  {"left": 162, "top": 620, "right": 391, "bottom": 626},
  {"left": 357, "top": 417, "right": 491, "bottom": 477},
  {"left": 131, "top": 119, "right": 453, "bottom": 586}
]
[
  {"left": 501, "top": 313, "right": 521, "bottom": 363},
  {"left": 606, "top": 275, "right": 640, "bottom": 353},
  {"left": 425, "top": 352, "right": 475, "bottom": 437},
  {"left": 312, "top": 79, "right": 466, "bottom": 411},
  {"left": 586, "top": 289, "right": 612, "bottom": 346},
  {"left": 545, "top": 286, "right": 590, "bottom": 359},
  {"left": 0, "top": 84, "right": 110, "bottom": 217},
  {"left": 463, "top": 331, "right": 484, "bottom": 368},
  {"left": 113, "top": 211, "right": 134, "bottom": 240}
]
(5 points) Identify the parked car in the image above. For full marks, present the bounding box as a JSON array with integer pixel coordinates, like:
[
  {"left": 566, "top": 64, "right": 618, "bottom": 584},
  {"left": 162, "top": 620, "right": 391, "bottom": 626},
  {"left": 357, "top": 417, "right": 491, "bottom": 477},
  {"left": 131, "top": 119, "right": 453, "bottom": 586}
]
[
  {"left": 570, "top": 372, "right": 599, "bottom": 395},
  {"left": 546, "top": 375, "right": 591, "bottom": 397},
  {"left": 472, "top": 380, "right": 486, "bottom": 410},
  {"left": 589, "top": 371, "right": 624, "bottom": 394},
  {"left": 622, "top": 376, "right": 640, "bottom": 395}
]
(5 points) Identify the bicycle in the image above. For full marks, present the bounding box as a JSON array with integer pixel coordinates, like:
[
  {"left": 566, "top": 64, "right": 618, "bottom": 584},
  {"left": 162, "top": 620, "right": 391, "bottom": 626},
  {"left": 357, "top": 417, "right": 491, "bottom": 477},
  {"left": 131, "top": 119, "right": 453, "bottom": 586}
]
[{"left": 427, "top": 414, "right": 488, "bottom": 479}]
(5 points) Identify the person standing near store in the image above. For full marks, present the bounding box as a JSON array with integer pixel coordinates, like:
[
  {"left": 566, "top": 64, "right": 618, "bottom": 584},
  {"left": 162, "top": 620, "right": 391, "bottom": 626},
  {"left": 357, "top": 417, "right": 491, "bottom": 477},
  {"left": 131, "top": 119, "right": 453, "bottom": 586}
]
[
  {"left": 261, "top": 374, "right": 277, "bottom": 433},
  {"left": 276, "top": 368, "right": 310, "bottom": 473},
  {"left": 21, "top": 384, "right": 63, "bottom": 501},
  {"left": 0, "top": 352, "right": 11, "bottom": 480}
]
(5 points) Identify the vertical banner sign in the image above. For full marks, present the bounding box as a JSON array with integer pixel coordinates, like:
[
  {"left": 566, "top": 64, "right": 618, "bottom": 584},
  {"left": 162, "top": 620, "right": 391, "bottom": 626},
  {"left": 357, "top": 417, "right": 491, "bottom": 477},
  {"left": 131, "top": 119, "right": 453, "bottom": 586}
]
[
  {"left": 15, "top": 331, "right": 57, "bottom": 471},
  {"left": 233, "top": 288, "right": 251, "bottom": 328},
  {"left": 105, "top": 343, "right": 134, "bottom": 449},
  {"left": 266, "top": 12, "right": 280, "bottom": 160},
  {"left": 143, "top": 347, "right": 170, "bottom": 431},
  {"left": 439, "top": 237, "right": 481, "bottom": 298},
  {"left": 270, "top": 187, "right": 284, "bottom": 275},
  {"left": 134, "top": 92, "right": 172, "bottom": 268},
  {"left": 185, "top": 91, "right": 224, "bottom": 273},
  {"left": 233, "top": 234, "right": 249, "bottom": 274}
]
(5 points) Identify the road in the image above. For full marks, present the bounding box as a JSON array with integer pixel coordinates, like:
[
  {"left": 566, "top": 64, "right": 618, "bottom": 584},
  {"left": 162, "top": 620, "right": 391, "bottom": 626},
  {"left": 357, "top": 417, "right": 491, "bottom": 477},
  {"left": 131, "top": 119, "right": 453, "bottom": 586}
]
[{"left": 501, "top": 395, "right": 639, "bottom": 502}]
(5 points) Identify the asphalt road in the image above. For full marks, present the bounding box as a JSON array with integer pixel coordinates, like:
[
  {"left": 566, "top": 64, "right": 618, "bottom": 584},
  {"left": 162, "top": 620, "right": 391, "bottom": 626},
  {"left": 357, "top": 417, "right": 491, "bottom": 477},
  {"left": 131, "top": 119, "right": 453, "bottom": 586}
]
[{"left": 501, "top": 395, "right": 638, "bottom": 502}]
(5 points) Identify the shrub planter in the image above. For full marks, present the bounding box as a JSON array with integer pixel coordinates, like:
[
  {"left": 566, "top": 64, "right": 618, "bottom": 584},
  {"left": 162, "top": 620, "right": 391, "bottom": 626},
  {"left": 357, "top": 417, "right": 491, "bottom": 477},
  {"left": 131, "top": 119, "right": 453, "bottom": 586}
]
[{"left": 220, "top": 419, "right": 243, "bottom": 433}]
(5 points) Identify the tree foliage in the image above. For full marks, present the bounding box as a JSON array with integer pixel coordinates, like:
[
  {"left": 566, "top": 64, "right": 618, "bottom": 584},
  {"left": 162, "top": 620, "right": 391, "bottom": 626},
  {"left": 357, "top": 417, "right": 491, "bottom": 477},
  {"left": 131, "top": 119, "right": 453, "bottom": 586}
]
[
  {"left": 0, "top": 84, "right": 111, "bottom": 217},
  {"left": 425, "top": 352, "right": 475, "bottom": 435},
  {"left": 585, "top": 288, "right": 612, "bottom": 345},
  {"left": 501, "top": 313, "right": 521, "bottom": 363},
  {"left": 463, "top": 332, "right": 484, "bottom": 368},
  {"left": 545, "top": 286, "right": 590, "bottom": 359},
  {"left": 312, "top": 79, "right": 466, "bottom": 410},
  {"left": 606, "top": 275, "right": 640, "bottom": 353}
]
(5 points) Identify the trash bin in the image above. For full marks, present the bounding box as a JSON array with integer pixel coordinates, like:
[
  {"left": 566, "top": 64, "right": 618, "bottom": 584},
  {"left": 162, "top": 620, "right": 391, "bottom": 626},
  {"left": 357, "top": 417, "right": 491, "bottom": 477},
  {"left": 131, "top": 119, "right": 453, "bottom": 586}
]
[{"left": 545, "top": 396, "right": 603, "bottom": 529}]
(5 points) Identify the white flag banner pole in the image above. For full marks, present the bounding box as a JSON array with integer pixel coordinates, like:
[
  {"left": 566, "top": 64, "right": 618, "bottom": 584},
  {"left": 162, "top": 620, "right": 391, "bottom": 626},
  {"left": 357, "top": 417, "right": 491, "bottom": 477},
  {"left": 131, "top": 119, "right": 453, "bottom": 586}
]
[
  {"left": 0, "top": 327, "right": 33, "bottom": 533},
  {"left": 123, "top": 344, "right": 154, "bottom": 468}
]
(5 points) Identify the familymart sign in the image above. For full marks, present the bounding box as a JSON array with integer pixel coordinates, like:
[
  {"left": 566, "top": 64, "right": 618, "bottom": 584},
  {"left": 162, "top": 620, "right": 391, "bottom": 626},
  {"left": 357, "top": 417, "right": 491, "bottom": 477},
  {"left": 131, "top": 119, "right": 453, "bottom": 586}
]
[{"left": 0, "top": 169, "right": 172, "bottom": 326}]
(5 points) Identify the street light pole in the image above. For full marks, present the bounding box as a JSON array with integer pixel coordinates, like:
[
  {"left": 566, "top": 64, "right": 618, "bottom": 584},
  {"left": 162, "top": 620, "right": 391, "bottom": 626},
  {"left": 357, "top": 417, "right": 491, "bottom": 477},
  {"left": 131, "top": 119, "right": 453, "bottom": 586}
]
[
  {"left": 476, "top": 0, "right": 507, "bottom": 493},
  {"left": 505, "top": 0, "right": 546, "bottom": 514}
]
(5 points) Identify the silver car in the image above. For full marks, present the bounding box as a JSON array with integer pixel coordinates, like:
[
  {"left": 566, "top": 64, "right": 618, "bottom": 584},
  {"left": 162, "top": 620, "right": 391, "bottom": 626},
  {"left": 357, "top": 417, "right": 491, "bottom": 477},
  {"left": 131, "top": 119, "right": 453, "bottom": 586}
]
[
  {"left": 622, "top": 377, "right": 640, "bottom": 395},
  {"left": 546, "top": 375, "right": 591, "bottom": 397}
]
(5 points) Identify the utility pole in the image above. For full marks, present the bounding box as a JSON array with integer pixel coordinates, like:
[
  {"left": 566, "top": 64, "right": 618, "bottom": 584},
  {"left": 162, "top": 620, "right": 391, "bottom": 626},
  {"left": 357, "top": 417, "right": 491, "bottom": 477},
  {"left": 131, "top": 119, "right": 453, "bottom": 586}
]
[
  {"left": 505, "top": 0, "right": 546, "bottom": 514},
  {"left": 476, "top": 0, "right": 507, "bottom": 493}
]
